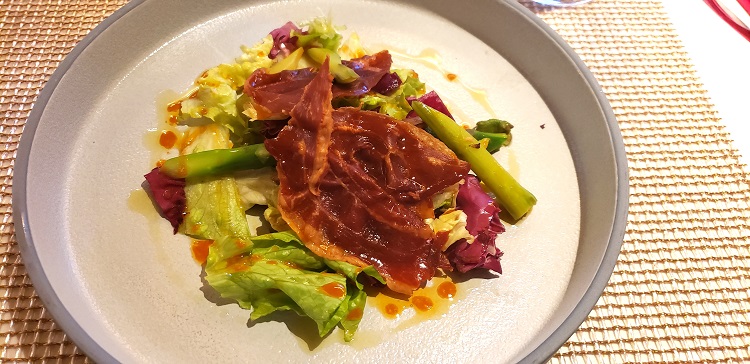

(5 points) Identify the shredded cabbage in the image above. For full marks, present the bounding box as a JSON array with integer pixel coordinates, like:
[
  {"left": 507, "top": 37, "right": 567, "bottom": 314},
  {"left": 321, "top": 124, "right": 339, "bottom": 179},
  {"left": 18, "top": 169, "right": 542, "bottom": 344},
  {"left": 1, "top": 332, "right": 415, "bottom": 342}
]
[
  {"left": 263, "top": 206, "right": 290, "bottom": 232},
  {"left": 295, "top": 17, "right": 343, "bottom": 52},
  {"left": 427, "top": 209, "right": 475, "bottom": 250},
  {"left": 360, "top": 70, "right": 425, "bottom": 120},
  {"left": 234, "top": 167, "right": 278, "bottom": 208},
  {"left": 177, "top": 36, "right": 274, "bottom": 135},
  {"left": 339, "top": 33, "right": 366, "bottom": 60}
]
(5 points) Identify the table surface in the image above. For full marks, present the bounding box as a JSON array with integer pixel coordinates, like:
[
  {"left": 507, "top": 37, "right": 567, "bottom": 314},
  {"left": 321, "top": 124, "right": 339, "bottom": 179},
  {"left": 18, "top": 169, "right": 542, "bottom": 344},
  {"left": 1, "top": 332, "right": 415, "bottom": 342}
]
[
  {"left": 663, "top": 0, "right": 750, "bottom": 167},
  {"left": 1, "top": 0, "right": 750, "bottom": 362}
]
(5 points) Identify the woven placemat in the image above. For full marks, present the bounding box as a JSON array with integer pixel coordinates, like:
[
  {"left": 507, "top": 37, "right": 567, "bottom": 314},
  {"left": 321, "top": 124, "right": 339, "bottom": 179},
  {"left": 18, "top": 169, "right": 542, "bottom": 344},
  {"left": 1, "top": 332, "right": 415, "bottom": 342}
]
[
  {"left": 523, "top": 1, "right": 750, "bottom": 362},
  {"left": 2, "top": 0, "right": 749, "bottom": 362}
]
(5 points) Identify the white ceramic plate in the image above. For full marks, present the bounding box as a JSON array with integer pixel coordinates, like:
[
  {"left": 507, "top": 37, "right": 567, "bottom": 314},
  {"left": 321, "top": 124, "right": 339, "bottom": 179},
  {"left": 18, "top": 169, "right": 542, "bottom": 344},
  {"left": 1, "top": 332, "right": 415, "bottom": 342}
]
[{"left": 14, "top": 0, "right": 627, "bottom": 363}]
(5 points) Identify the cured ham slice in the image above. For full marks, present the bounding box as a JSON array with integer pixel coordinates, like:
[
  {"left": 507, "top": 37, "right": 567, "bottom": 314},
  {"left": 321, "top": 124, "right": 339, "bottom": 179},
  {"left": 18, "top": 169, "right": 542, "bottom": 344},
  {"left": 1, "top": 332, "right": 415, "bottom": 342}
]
[
  {"left": 245, "top": 51, "right": 392, "bottom": 120},
  {"left": 265, "top": 59, "right": 469, "bottom": 294},
  {"left": 335, "top": 50, "right": 392, "bottom": 97},
  {"left": 244, "top": 68, "right": 316, "bottom": 120}
]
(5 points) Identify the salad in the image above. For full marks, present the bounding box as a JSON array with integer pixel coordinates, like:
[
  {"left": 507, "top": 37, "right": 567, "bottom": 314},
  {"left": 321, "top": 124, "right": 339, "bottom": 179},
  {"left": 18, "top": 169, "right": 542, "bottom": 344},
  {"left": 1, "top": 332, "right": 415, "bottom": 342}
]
[{"left": 143, "top": 18, "right": 536, "bottom": 342}]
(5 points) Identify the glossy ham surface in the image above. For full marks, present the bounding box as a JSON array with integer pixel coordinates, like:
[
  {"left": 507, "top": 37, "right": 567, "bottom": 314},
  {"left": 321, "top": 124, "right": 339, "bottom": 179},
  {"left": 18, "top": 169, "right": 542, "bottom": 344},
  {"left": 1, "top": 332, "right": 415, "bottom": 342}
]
[
  {"left": 245, "top": 51, "right": 392, "bottom": 120},
  {"left": 335, "top": 50, "right": 392, "bottom": 98},
  {"left": 264, "top": 60, "right": 468, "bottom": 294}
]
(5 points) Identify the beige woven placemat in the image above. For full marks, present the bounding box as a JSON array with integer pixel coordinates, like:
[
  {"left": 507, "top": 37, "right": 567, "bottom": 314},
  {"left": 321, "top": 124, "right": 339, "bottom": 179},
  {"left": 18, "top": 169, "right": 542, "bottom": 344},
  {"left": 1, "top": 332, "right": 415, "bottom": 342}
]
[{"left": 2, "top": 0, "right": 749, "bottom": 362}]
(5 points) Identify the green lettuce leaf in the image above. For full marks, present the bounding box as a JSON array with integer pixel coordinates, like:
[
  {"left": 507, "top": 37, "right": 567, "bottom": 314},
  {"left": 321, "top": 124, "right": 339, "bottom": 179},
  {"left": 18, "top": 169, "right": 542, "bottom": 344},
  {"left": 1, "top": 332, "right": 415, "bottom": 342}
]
[
  {"left": 360, "top": 70, "right": 425, "bottom": 120},
  {"left": 395, "top": 69, "right": 427, "bottom": 97},
  {"left": 205, "top": 233, "right": 357, "bottom": 337},
  {"left": 340, "top": 288, "right": 367, "bottom": 342},
  {"left": 248, "top": 232, "right": 326, "bottom": 270},
  {"left": 324, "top": 259, "right": 385, "bottom": 289},
  {"left": 182, "top": 176, "right": 252, "bottom": 241},
  {"left": 180, "top": 125, "right": 252, "bottom": 241},
  {"left": 321, "top": 259, "right": 384, "bottom": 341},
  {"left": 231, "top": 261, "right": 348, "bottom": 336},
  {"left": 319, "top": 286, "right": 352, "bottom": 336}
]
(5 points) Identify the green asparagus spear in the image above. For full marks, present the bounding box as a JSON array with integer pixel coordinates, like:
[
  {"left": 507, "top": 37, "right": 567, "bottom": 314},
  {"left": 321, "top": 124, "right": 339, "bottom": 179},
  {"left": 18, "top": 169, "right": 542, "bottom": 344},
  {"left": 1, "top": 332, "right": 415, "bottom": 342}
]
[
  {"left": 305, "top": 48, "right": 359, "bottom": 83},
  {"left": 160, "top": 144, "right": 275, "bottom": 179},
  {"left": 412, "top": 102, "right": 536, "bottom": 219}
]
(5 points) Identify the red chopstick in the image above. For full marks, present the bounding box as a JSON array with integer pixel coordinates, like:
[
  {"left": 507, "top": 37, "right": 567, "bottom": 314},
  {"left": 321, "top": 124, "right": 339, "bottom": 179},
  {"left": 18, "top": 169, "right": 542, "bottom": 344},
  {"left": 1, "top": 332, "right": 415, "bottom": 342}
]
[
  {"left": 737, "top": 0, "right": 750, "bottom": 14},
  {"left": 704, "top": 0, "right": 750, "bottom": 41}
]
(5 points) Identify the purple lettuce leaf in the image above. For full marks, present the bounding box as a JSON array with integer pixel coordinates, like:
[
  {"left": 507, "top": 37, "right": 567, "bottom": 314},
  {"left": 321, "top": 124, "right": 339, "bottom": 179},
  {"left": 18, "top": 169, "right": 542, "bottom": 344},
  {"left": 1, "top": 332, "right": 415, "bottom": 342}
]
[
  {"left": 371, "top": 72, "right": 402, "bottom": 95},
  {"left": 405, "top": 91, "right": 455, "bottom": 124},
  {"left": 144, "top": 167, "right": 186, "bottom": 233},
  {"left": 457, "top": 175, "right": 499, "bottom": 235},
  {"left": 269, "top": 21, "right": 301, "bottom": 60},
  {"left": 445, "top": 175, "right": 505, "bottom": 273}
]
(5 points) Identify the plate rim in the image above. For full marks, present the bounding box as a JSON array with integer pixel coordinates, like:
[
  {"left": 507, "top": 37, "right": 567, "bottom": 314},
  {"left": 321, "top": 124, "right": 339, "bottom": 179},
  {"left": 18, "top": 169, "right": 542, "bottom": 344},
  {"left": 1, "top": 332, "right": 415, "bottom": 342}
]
[
  {"left": 13, "top": 1, "right": 146, "bottom": 362},
  {"left": 11, "top": 0, "right": 628, "bottom": 363}
]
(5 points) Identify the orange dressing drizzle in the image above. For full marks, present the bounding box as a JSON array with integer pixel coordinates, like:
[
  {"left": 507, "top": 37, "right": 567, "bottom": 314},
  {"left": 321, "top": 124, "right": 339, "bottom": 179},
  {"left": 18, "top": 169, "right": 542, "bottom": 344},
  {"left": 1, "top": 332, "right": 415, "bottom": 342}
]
[
  {"left": 159, "top": 130, "right": 177, "bottom": 149},
  {"left": 410, "top": 295, "right": 434, "bottom": 312},
  {"left": 190, "top": 239, "right": 213, "bottom": 265},
  {"left": 384, "top": 303, "right": 401, "bottom": 317},
  {"left": 320, "top": 282, "right": 346, "bottom": 299},
  {"left": 234, "top": 239, "right": 248, "bottom": 249},
  {"left": 226, "top": 254, "right": 262, "bottom": 273},
  {"left": 346, "top": 308, "right": 364, "bottom": 321},
  {"left": 166, "top": 101, "right": 182, "bottom": 113},
  {"left": 437, "top": 281, "right": 457, "bottom": 299},
  {"left": 371, "top": 276, "right": 459, "bottom": 320}
]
